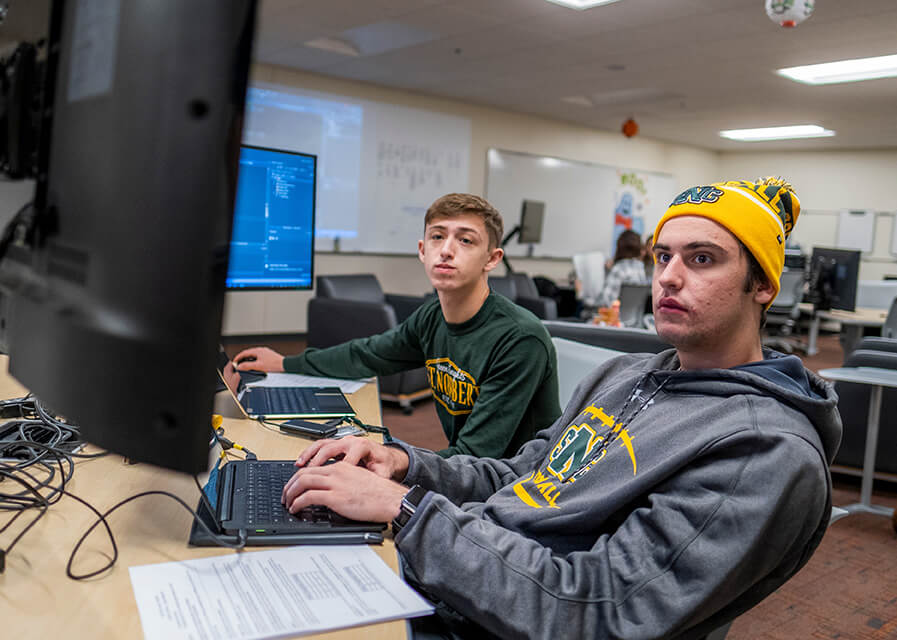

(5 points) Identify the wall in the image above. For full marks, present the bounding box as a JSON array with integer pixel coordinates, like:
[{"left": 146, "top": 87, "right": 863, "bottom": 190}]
[
  {"left": 223, "top": 64, "right": 720, "bottom": 335},
  {"left": 718, "top": 150, "right": 897, "bottom": 280}
]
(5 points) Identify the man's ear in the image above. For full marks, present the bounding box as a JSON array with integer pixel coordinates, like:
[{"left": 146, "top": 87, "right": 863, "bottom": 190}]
[
  {"left": 753, "top": 275, "right": 776, "bottom": 307},
  {"left": 418, "top": 239, "right": 425, "bottom": 263},
  {"left": 484, "top": 246, "right": 504, "bottom": 273}
]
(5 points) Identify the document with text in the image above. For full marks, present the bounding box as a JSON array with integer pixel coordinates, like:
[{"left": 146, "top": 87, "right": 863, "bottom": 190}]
[{"left": 129, "top": 546, "right": 433, "bottom": 640}]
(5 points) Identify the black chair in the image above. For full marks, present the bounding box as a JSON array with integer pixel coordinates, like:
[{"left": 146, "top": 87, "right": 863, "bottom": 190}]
[
  {"left": 831, "top": 344, "right": 897, "bottom": 475},
  {"left": 308, "top": 274, "right": 430, "bottom": 414},
  {"left": 543, "top": 320, "right": 671, "bottom": 354},
  {"left": 764, "top": 268, "right": 808, "bottom": 354},
  {"left": 490, "top": 274, "right": 558, "bottom": 320},
  {"left": 489, "top": 275, "right": 517, "bottom": 301}
]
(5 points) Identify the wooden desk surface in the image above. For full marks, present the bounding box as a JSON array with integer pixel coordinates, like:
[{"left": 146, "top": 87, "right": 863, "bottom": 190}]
[
  {"left": 814, "top": 306, "right": 888, "bottom": 326},
  {"left": 0, "top": 359, "right": 405, "bottom": 640}
]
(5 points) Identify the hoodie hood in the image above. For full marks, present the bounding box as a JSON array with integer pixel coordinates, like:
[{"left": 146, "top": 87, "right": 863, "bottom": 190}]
[{"left": 643, "top": 348, "right": 842, "bottom": 465}]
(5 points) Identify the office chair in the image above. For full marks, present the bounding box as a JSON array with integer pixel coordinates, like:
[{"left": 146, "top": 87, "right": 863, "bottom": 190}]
[
  {"left": 831, "top": 347, "right": 897, "bottom": 476},
  {"left": 881, "top": 297, "right": 897, "bottom": 338},
  {"left": 307, "top": 274, "right": 431, "bottom": 414},
  {"left": 489, "top": 274, "right": 558, "bottom": 320},
  {"left": 617, "top": 283, "right": 652, "bottom": 328},
  {"left": 763, "top": 268, "right": 806, "bottom": 353}
]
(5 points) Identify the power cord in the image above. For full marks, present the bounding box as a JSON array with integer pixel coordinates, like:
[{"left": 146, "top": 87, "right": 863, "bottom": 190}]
[{"left": 0, "top": 408, "right": 251, "bottom": 578}]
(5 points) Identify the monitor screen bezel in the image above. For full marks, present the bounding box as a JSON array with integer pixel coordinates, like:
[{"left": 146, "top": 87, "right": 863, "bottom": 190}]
[
  {"left": 809, "top": 246, "right": 861, "bottom": 313},
  {"left": 518, "top": 199, "right": 545, "bottom": 245},
  {"left": 225, "top": 144, "right": 317, "bottom": 291}
]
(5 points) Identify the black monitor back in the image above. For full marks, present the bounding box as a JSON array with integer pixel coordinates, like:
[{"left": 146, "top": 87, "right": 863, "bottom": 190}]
[
  {"left": 808, "top": 247, "right": 860, "bottom": 312},
  {"left": 518, "top": 200, "right": 544, "bottom": 244},
  {"left": 0, "top": 1, "right": 256, "bottom": 473}
]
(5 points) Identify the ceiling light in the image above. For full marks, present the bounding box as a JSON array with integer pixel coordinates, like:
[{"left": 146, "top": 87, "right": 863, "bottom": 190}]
[
  {"left": 544, "top": 0, "right": 623, "bottom": 10},
  {"left": 777, "top": 53, "right": 897, "bottom": 85},
  {"left": 303, "top": 37, "right": 360, "bottom": 57},
  {"left": 719, "top": 125, "right": 835, "bottom": 142},
  {"left": 561, "top": 96, "right": 594, "bottom": 107}
]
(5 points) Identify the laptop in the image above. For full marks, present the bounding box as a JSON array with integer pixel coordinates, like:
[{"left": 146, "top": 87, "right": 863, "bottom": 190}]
[
  {"left": 191, "top": 457, "right": 385, "bottom": 546},
  {"left": 216, "top": 348, "right": 356, "bottom": 420}
]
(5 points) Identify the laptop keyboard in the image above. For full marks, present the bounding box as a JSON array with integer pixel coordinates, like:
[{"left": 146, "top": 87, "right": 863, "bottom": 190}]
[
  {"left": 264, "top": 387, "right": 312, "bottom": 414},
  {"left": 245, "top": 460, "right": 334, "bottom": 527}
]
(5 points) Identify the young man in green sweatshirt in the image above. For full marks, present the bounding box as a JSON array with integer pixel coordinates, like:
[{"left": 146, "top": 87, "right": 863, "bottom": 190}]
[{"left": 234, "top": 193, "right": 561, "bottom": 458}]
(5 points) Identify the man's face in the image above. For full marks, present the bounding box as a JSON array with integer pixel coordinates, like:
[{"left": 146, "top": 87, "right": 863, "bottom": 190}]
[
  {"left": 652, "top": 216, "right": 773, "bottom": 352},
  {"left": 418, "top": 213, "right": 501, "bottom": 293}
]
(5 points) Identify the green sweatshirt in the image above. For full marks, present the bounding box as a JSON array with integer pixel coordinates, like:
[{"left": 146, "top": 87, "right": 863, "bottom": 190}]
[{"left": 283, "top": 293, "right": 561, "bottom": 458}]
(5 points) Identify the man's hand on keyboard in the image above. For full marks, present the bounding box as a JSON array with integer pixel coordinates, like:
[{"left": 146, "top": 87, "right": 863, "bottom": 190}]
[
  {"left": 282, "top": 461, "right": 406, "bottom": 523},
  {"left": 294, "top": 436, "right": 409, "bottom": 482}
]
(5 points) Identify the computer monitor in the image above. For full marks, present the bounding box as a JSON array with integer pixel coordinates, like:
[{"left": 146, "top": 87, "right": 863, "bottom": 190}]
[
  {"left": 808, "top": 247, "right": 861, "bottom": 312},
  {"left": 518, "top": 200, "right": 545, "bottom": 244},
  {"left": 226, "top": 145, "right": 316, "bottom": 290},
  {"left": 0, "top": 1, "right": 257, "bottom": 473}
]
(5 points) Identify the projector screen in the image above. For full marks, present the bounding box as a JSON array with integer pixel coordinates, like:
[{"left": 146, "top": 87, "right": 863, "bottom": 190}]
[{"left": 241, "top": 82, "right": 471, "bottom": 254}]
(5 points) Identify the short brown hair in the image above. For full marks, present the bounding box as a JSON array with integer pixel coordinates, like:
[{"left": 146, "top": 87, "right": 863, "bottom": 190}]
[
  {"left": 424, "top": 193, "right": 504, "bottom": 249},
  {"left": 739, "top": 240, "right": 770, "bottom": 331}
]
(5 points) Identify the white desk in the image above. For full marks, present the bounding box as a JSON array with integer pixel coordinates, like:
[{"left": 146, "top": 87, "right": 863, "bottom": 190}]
[
  {"left": 819, "top": 366, "right": 897, "bottom": 521},
  {"left": 806, "top": 306, "right": 887, "bottom": 356}
]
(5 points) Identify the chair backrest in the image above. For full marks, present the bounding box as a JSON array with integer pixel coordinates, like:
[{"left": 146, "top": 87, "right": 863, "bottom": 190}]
[
  {"left": 572, "top": 251, "right": 606, "bottom": 307},
  {"left": 852, "top": 336, "right": 897, "bottom": 356},
  {"left": 489, "top": 275, "right": 517, "bottom": 300},
  {"left": 509, "top": 273, "right": 540, "bottom": 299},
  {"left": 543, "top": 320, "right": 671, "bottom": 353},
  {"left": 618, "top": 283, "right": 652, "bottom": 328},
  {"left": 315, "top": 274, "right": 385, "bottom": 303},
  {"left": 769, "top": 268, "right": 804, "bottom": 312},
  {"left": 551, "top": 337, "right": 622, "bottom": 407},
  {"left": 882, "top": 297, "right": 897, "bottom": 339}
]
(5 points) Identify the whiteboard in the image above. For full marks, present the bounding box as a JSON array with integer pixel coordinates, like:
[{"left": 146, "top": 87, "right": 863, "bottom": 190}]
[
  {"left": 836, "top": 209, "right": 875, "bottom": 253},
  {"left": 242, "top": 82, "right": 471, "bottom": 254},
  {"left": 485, "top": 149, "right": 676, "bottom": 258}
]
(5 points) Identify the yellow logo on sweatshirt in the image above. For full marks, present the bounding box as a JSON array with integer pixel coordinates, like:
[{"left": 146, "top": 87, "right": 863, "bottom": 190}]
[
  {"left": 425, "top": 357, "right": 479, "bottom": 416},
  {"left": 512, "top": 403, "right": 638, "bottom": 509}
]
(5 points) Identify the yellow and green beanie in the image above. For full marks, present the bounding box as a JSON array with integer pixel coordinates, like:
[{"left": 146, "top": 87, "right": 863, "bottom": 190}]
[{"left": 652, "top": 177, "right": 801, "bottom": 305}]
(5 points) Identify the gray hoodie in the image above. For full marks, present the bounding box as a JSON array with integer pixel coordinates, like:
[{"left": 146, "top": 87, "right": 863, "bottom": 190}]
[{"left": 393, "top": 349, "right": 841, "bottom": 640}]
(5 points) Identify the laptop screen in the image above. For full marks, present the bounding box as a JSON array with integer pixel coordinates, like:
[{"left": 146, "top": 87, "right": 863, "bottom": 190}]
[{"left": 216, "top": 346, "right": 246, "bottom": 398}]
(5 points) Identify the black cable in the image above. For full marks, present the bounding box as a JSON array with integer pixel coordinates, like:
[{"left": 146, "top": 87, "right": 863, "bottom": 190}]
[{"left": 65, "top": 487, "right": 246, "bottom": 581}]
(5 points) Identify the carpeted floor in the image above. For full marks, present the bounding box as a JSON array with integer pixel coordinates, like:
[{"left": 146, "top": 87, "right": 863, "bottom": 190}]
[{"left": 225, "top": 332, "right": 897, "bottom": 638}]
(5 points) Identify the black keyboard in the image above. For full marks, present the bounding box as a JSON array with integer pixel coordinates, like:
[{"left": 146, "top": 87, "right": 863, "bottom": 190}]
[
  {"left": 245, "top": 460, "right": 334, "bottom": 527},
  {"left": 263, "top": 387, "right": 312, "bottom": 414}
]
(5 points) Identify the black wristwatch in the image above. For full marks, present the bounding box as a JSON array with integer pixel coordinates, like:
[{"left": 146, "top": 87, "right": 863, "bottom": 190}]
[{"left": 392, "top": 484, "right": 428, "bottom": 534}]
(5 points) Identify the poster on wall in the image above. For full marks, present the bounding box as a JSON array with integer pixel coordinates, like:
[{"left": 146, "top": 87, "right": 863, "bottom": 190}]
[{"left": 611, "top": 170, "right": 673, "bottom": 253}]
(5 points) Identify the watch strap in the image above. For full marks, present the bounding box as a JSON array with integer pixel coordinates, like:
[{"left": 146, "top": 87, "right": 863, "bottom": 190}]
[{"left": 392, "top": 484, "right": 428, "bottom": 534}]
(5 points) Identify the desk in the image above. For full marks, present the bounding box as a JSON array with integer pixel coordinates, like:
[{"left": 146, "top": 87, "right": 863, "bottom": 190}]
[
  {"left": 806, "top": 306, "right": 887, "bottom": 356},
  {"left": 0, "top": 357, "right": 405, "bottom": 640},
  {"left": 819, "top": 366, "right": 897, "bottom": 522}
]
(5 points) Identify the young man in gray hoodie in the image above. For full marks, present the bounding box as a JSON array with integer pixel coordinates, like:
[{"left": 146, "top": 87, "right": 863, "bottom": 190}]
[{"left": 281, "top": 178, "right": 842, "bottom": 639}]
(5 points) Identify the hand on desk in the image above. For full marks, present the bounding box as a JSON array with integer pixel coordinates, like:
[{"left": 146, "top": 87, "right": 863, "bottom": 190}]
[
  {"left": 233, "top": 346, "right": 286, "bottom": 373},
  {"left": 283, "top": 436, "right": 413, "bottom": 523}
]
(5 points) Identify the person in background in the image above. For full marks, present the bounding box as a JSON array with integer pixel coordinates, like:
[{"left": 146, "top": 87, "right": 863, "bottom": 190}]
[
  {"left": 643, "top": 233, "right": 655, "bottom": 279},
  {"left": 233, "top": 193, "right": 561, "bottom": 459},
  {"left": 595, "top": 228, "right": 648, "bottom": 308}
]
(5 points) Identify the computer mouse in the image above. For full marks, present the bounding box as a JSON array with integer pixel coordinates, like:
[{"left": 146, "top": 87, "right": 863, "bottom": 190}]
[
  {"left": 239, "top": 370, "right": 267, "bottom": 383},
  {"left": 235, "top": 354, "right": 257, "bottom": 365}
]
